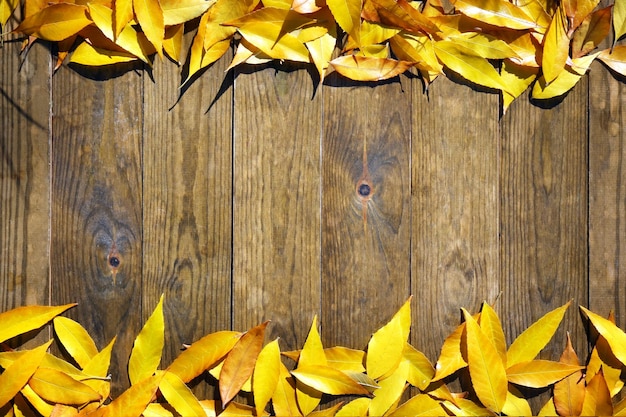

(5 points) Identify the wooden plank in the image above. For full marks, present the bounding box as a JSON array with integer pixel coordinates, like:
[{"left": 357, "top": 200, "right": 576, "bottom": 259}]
[
  {"left": 0, "top": 41, "right": 50, "bottom": 316},
  {"left": 50, "top": 65, "right": 143, "bottom": 394},
  {"left": 499, "top": 85, "right": 588, "bottom": 360},
  {"left": 588, "top": 62, "right": 626, "bottom": 328},
  {"left": 322, "top": 78, "right": 411, "bottom": 350},
  {"left": 233, "top": 64, "right": 321, "bottom": 351},
  {"left": 411, "top": 78, "right": 499, "bottom": 362},
  {"left": 142, "top": 55, "right": 233, "bottom": 369}
]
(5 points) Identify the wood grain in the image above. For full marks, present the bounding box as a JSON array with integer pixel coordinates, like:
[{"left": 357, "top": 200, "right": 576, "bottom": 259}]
[
  {"left": 499, "top": 85, "right": 588, "bottom": 360},
  {"left": 0, "top": 39, "right": 51, "bottom": 326},
  {"left": 322, "top": 77, "right": 411, "bottom": 350},
  {"left": 588, "top": 62, "right": 626, "bottom": 329},
  {"left": 142, "top": 52, "right": 233, "bottom": 373},
  {"left": 233, "top": 64, "right": 321, "bottom": 351},
  {"left": 411, "top": 77, "right": 499, "bottom": 362},
  {"left": 50, "top": 65, "right": 144, "bottom": 394}
]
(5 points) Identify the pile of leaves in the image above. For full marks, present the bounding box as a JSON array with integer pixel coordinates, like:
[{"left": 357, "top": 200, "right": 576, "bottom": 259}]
[
  {"left": 2, "top": 296, "right": 626, "bottom": 416},
  {"left": 2, "top": 0, "right": 626, "bottom": 112}
]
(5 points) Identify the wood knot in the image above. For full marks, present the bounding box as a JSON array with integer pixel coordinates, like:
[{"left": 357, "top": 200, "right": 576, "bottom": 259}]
[{"left": 358, "top": 183, "right": 371, "bottom": 197}]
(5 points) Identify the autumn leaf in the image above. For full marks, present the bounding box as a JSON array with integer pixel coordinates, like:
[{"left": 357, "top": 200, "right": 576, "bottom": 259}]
[
  {"left": 369, "top": 360, "right": 410, "bottom": 416},
  {"left": 327, "top": 0, "right": 362, "bottom": 45},
  {"left": 69, "top": 42, "right": 139, "bottom": 66},
  {"left": 432, "top": 322, "right": 467, "bottom": 381},
  {"left": 501, "top": 60, "right": 538, "bottom": 114},
  {"left": 98, "top": 373, "right": 163, "bottom": 417},
  {"left": 253, "top": 339, "right": 281, "bottom": 417},
  {"left": 598, "top": 45, "right": 626, "bottom": 76},
  {"left": 586, "top": 313, "right": 624, "bottom": 396},
  {"left": 506, "top": 360, "right": 584, "bottom": 388},
  {"left": 53, "top": 317, "right": 99, "bottom": 369},
  {"left": 442, "top": 397, "right": 496, "bottom": 416},
  {"left": 403, "top": 343, "right": 435, "bottom": 390},
  {"left": 14, "top": 4, "right": 91, "bottom": 41},
  {"left": 113, "top": 0, "right": 133, "bottom": 39},
  {"left": 336, "top": 397, "right": 371, "bottom": 417},
  {"left": 388, "top": 393, "right": 446, "bottom": 416},
  {"left": 128, "top": 294, "right": 165, "bottom": 385},
  {"left": 542, "top": 4, "right": 570, "bottom": 83},
  {"left": 581, "top": 305, "right": 626, "bottom": 367},
  {"left": 613, "top": 0, "right": 626, "bottom": 48},
  {"left": 295, "top": 315, "right": 326, "bottom": 415},
  {"left": 292, "top": 0, "right": 324, "bottom": 14},
  {"left": 582, "top": 369, "right": 613, "bottom": 416},
  {"left": 160, "top": 0, "right": 216, "bottom": 25},
  {"left": 272, "top": 362, "right": 302, "bottom": 417},
  {"left": 0, "top": 340, "right": 52, "bottom": 409},
  {"left": 157, "top": 371, "right": 205, "bottom": 417},
  {"left": 362, "top": 0, "right": 441, "bottom": 36},
  {"left": 502, "top": 385, "right": 532, "bottom": 416},
  {"left": 220, "top": 321, "right": 269, "bottom": 406},
  {"left": 571, "top": 5, "right": 611, "bottom": 58},
  {"left": 134, "top": 0, "right": 165, "bottom": 57},
  {"left": 330, "top": 54, "right": 412, "bottom": 81},
  {"left": 478, "top": 303, "right": 507, "bottom": 365},
  {"left": 0, "top": 0, "right": 18, "bottom": 26},
  {"left": 28, "top": 367, "right": 101, "bottom": 405},
  {"left": 20, "top": 384, "right": 55, "bottom": 416},
  {"left": 324, "top": 346, "right": 366, "bottom": 373},
  {"left": 163, "top": 24, "right": 184, "bottom": 64},
  {"left": 453, "top": 0, "right": 542, "bottom": 30},
  {"left": 389, "top": 32, "right": 443, "bottom": 73},
  {"left": 461, "top": 308, "right": 508, "bottom": 413},
  {"left": 0, "top": 304, "right": 75, "bottom": 344},
  {"left": 291, "top": 365, "right": 370, "bottom": 395},
  {"left": 553, "top": 333, "right": 584, "bottom": 417},
  {"left": 507, "top": 301, "right": 570, "bottom": 367}
]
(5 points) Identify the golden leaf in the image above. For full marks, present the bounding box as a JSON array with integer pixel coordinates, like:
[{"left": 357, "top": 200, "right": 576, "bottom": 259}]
[
  {"left": 238, "top": 23, "right": 311, "bottom": 62},
  {"left": 454, "top": 0, "right": 542, "bottom": 30},
  {"left": 403, "top": 343, "right": 434, "bottom": 390},
  {"left": 571, "top": 6, "right": 611, "bottom": 58},
  {"left": 532, "top": 53, "right": 598, "bottom": 99},
  {"left": 28, "top": 368, "right": 101, "bottom": 405},
  {"left": 462, "top": 308, "right": 508, "bottom": 413},
  {"left": 203, "top": 0, "right": 258, "bottom": 51},
  {"left": 362, "top": 0, "right": 441, "bottom": 36},
  {"left": 327, "top": 0, "right": 362, "bottom": 44},
  {"left": 253, "top": 339, "right": 281, "bottom": 417},
  {"left": 0, "top": 341, "right": 52, "bottom": 409},
  {"left": 99, "top": 373, "right": 163, "bottom": 417},
  {"left": 389, "top": 32, "right": 443, "bottom": 73},
  {"left": 292, "top": 0, "right": 324, "bottom": 13},
  {"left": 330, "top": 53, "right": 412, "bottom": 81},
  {"left": 296, "top": 316, "right": 326, "bottom": 415},
  {"left": 336, "top": 398, "right": 371, "bottom": 417},
  {"left": 20, "top": 384, "right": 56, "bottom": 416},
  {"left": 507, "top": 302, "right": 570, "bottom": 367},
  {"left": 598, "top": 46, "right": 626, "bottom": 76},
  {"left": 143, "top": 403, "right": 175, "bottom": 417},
  {"left": 220, "top": 321, "right": 269, "bottom": 406},
  {"left": 614, "top": 0, "right": 626, "bottom": 48},
  {"left": 292, "top": 365, "right": 370, "bottom": 395},
  {"left": 445, "top": 32, "right": 519, "bottom": 59},
  {"left": 506, "top": 360, "right": 584, "bottom": 388},
  {"left": 581, "top": 369, "right": 613, "bottom": 416},
  {"left": 157, "top": 371, "right": 205, "bottom": 417},
  {"left": 113, "top": 0, "right": 134, "bottom": 38},
  {"left": 69, "top": 41, "right": 139, "bottom": 66},
  {"left": 388, "top": 394, "right": 446, "bottom": 416},
  {"left": 441, "top": 397, "right": 496, "bottom": 416},
  {"left": 369, "top": 360, "right": 410, "bottom": 416},
  {"left": 272, "top": 362, "right": 302, "bottom": 417},
  {"left": 366, "top": 298, "right": 411, "bottom": 380},
  {"left": 553, "top": 333, "right": 584, "bottom": 416},
  {"left": 324, "top": 346, "right": 365, "bottom": 373},
  {"left": 501, "top": 60, "right": 538, "bottom": 114},
  {"left": 220, "top": 401, "right": 256, "bottom": 416},
  {"left": 587, "top": 326, "right": 624, "bottom": 396},
  {"left": 160, "top": 0, "right": 215, "bottom": 25},
  {"left": 128, "top": 294, "right": 165, "bottom": 385},
  {"left": 264, "top": 0, "right": 293, "bottom": 8},
  {"left": 163, "top": 24, "right": 184, "bottom": 64},
  {"left": 432, "top": 322, "right": 467, "bottom": 382},
  {"left": 478, "top": 303, "right": 507, "bottom": 365},
  {"left": 53, "top": 317, "right": 99, "bottom": 369},
  {"left": 581, "top": 306, "right": 626, "bottom": 367},
  {"left": 502, "top": 385, "right": 532, "bottom": 416},
  {"left": 133, "top": 0, "right": 165, "bottom": 57},
  {"left": 0, "top": 304, "right": 75, "bottom": 344},
  {"left": 0, "top": 0, "right": 19, "bottom": 26},
  {"left": 14, "top": 4, "right": 91, "bottom": 41},
  {"left": 542, "top": 4, "right": 570, "bottom": 83}
]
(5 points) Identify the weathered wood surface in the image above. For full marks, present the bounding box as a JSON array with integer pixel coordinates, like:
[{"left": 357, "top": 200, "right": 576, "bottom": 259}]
[{"left": 2, "top": 38, "right": 626, "bottom": 396}]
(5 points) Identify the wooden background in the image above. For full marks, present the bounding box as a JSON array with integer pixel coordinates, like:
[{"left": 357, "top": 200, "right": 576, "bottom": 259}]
[{"left": 1, "top": 33, "right": 625, "bottom": 399}]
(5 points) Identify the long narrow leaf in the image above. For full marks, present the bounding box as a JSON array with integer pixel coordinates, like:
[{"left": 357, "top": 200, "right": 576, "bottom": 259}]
[
  {"left": 0, "top": 304, "right": 75, "bottom": 344},
  {"left": 0, "top": 341, "right": 52, "bottom": 409},
  {"left": 129, "top": 295, "right": 165, "bottom": 385}
]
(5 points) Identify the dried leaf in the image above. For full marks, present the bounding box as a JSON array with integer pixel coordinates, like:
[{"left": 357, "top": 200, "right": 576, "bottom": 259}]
[
  {"left": 237, "top": 22, "right": 311, "bottom": 62},
  {"left": 53, "top": 317, "right": 99, "bottom": 369},
  {"left": 167, "top": 330, "right": 241, "bottom": 383},
  {"left": 446, "top": 32, "right": 519, "bottom": 60},
  {"left": 613, "top": 0, "right": 626, "bottom": 48},
  {"left": 327, "top": 0, "right": 362, "bottom": 44},
  {"left": 454, "top": 0, "right": 542, "bottom": 30},
  {"left": 582, "top": 306, "right": 626, "bottom": 367},
  {"left": 220, "top": 321, "right": 269, "bottom": 406},
  {"left": 28, "top": 368, "right": 101, "bottom": 405},
  {"left": 129, "top": 294, "right": 165, "bottom": 385},
  {"left": 362, "top": 0, "right": 441, "bottom": 35},
  {"left": 553, "top": 333, "right": 584, "bottom": 416},
  {"left": 160, "top": 0, "right": 215, "bottom": 25},
  {"left": 388, "top": 394, "right": 446, "bottom": 416},
  {"left": 157, "top": 371, "right": 205, "bottom": 417},
  {"left": 581, "top": 369, "right": 613, "bottom": 416},
  {"left": 506, "top": 360, "right": 584, "bottom": 388},
  {"left": 0, "top": 341, "right": 52, "bottom": 409},
  {"left": 292, "top": 365, "right": 370, "bottom": 395},
  {"left": 542, "top": 4, "right": 570, "bottom": 83},
  {"left": 253, "top": 339, "right": 281, "bottom": 417},
  {"left": 14, "top": 4, "right": 91, "bottom": 41},
  {"left": 369, "top": 360, "right": 409, "bottom": 416},
  {"left": 507, "top": 302, "right": 570, "bottom": 367},
  {"left": 598, "top": 45, "right": 626, "bottom": 76},
  {"left": 272, "top": 362, "right": 302, "bottom": 417},
  {"left": 0, "top": 0, "right": 19, "bottom": 26},
  {"left": 587, "top": 327, "right": 624, "bottom": 396},
  {"left": 330, "top": 53, "right": 412, "bottom": 81},
  {"left": 133, "top": 0, "right": 165, "bottom": 57},
  {"left": 572, "top": 6, "right": 611, "bottom": 58},
  {"left": 0, "top": 304, "right": 75, "bottom": 344},
  {"left": 461, "top": 308, "right": 507, "bottom": 413}
]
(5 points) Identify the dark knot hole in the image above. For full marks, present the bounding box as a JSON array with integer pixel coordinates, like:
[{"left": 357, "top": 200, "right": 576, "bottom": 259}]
[{"left": 358, "top": 183, "right": 371, "bottom": 197}]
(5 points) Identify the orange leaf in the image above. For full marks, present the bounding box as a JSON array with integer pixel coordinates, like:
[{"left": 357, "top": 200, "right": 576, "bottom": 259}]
[
  {"left": 219, "top": 321, "right": 269, "bottom": 406},
  {"left": 330, "top": 54, "right": 412, "bottom": 81},
  {"left": 582, "top": 369, "right": 613, "bottom": 416},
  {"left": 14, "top": 3, "right": 91, "bottom": 41},
  {"left": 462, "top": 308, "right": 507, "bottom": 413},
  {"left": 553, "top": 333, "right": 584, "bottom": 417},
  {"left": 571, "top": 6, "right": 611, "bottom": 58},
  {"left": 133, "top": 0, "right": 165, "bottom": 57},
  {"left": 167, "top": 330, "right": 242, "bottom": 383},
  {"left": 0, "top": 341, "right": 52, "bottom": 409}
]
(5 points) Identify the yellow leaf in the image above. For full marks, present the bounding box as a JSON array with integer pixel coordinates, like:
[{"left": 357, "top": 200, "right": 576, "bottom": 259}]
[
  {"left": 28, "top": 368, "right": 101, "bottom": 405},
  {"left": 292, "top": 0, "right": 324, "bottom": 14},
  {"left": 264, "top": 0, "right": 293, "bottom": 8},
  {"left": 253, "top": 339, "right": 281, "bottom": 417},
  {"left": 0, "top": 341, "right": 52, "bottom": 409},
  {"left": 366, "top": 298, "right": 411, "bottom": 380},
  {"left": 324, "top": 346, "right": 365, "bottom": 373},
  {"left": 581, "top": 306, "right": 626, "bottom": 367},
  {"left": 553, "top": 333, "right": 584, "bottom": 416},
  {"left": 160, "top": 0, "right": 215, "bottom": 25},
  {"left": 542, "top": 4, "right": 570, "bottom": 83},
  {"left": 587, "top": 329, "right": 624, "bottom": 396},
  {"left": 157, "top": 371, "right": 205, "bottom": 417},
  {"left": 53, "top": 317, "right": 99, "bottom": 369},
  {"left": 432, "top": 322, "right": 467, "bottom": 382},
  {"left": 87, "top": 3, "right": 154, "bottom": 62},
  {"left": 238, "top": 23, "right": 311, "bottom": 62},
  {"left": 129, "top": 294, "right": 165, "bottom": 385},
  {"left": 0, "top": 304, "right": 75, "bottom": 344},
  {"left": 454, "top": 0, "right": 542, "bottom": 30},
  {"left": 14, "top": 4, "right": 91, "bottom": 41},
  {"left": 167, "top": 330, "right": 241, "bottom": 383},
  {"left": 446, "top": 32, "right": 519, "bottom": 59},
  {"left": 0, "top": 0, "right": 19, "bottom": 26},
  {"left": 70, "top": 42, "right": 139, "bottom": 66},
  {"left": 369, "top": 361, "right": 409, "bottom": 416},
  {"left": 582, "top": 369, "right": 613, "bottom": 416},
  {"left": 163, "top": 24, "right": 184, "bottom": 64},
  {"left": 100, "top": 373, "right": 163, "bottom": 417},
  {"left": 220, "top": 321, "right": 269, "bottom": 406},
  {"left": 434, "top": 41, "right": 507, "bottom": 91},
  {"left": 388, "top": 394, "right": 446, "bottom": 416},
  {"left": 598, "top": 46, "right": 626, "bottom": 76},
  {"left": 532, "top": 53, "right": 598, "bottom": 99},
  {"left": 507, "top": 302, "right": 570, "bottom": 367},
  {"left": 537, "top": 396, "right": 558, "bottom": 416},
  {"left": 362, "top": 0, "right": 441, "bottom": 36},
  {"left": 330, "top": 53, "right": 412, "bottom": 81},
  {"left": 441, "top": 397, "right": 496, "bottom": 416},
  {"left": 389, "top": 32, "right": 443, "bottom": 73},
  {"left": 506, "top": 360, "right": 584, "bottom": 388},
  {"left": 478, "top": 303, "right": 507, "bottom": 366},
  {"left": 502, "top": 385, "right": 532, "bottom": 416},
  {"left": 327, "top": 0, "right": 362, "bottom": 44},
  {"left": 272, "top": 362, "right": 302, "bottom": 417},
  {"left": 403, "top": 343, "right": 434, "bottom": 390},
  {"left": 572, "top": 6, "right": 611, "bottom": 58},
  {"left": 114, "top": 0, "right": 134, "bottom": 38},
  {"left": 462, "top": 308, "right": 508, "bottom": 413},
  {"left": 220, "top": 401, "right": 256, "bottom": 416},
  {"left": 134, "top": 0, "right": 164, "bottom": 57},
  {"left": 291, "top": 365, "right": 370, "bottom": 396},
  {"left": 613, "top": 0, "right": 626, "bottom": 48},
  {"left": 501, "top": 60, "right": 538, "bottom": 114},
  {"left": 336, "top": 398, "right": 371, "bottom": 417},
  {"left": 20, "top": 384, "right": 55, "bottom": 416},
  {"left": 203, "top": 0, "right": 258, "bottom": 51},
  {"left": 306, "top": 30, "right": 337, "bottom": 80},
  {"left": 143, "top": 403, "right": 174, "bottom": 417},
  {"left": 616, "top": 396, "right": 626, "bottom": 416},
  {"left": 296, "top": 316, "right": 326, "bottom": 415}
]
